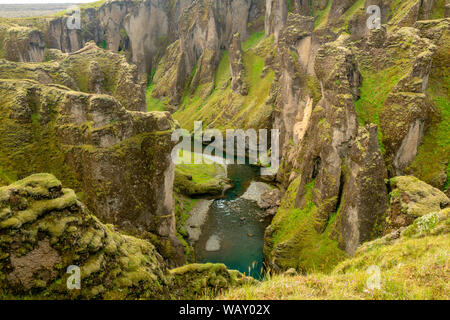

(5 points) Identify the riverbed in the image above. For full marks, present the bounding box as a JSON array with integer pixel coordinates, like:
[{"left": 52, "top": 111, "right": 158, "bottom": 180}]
[{"left": 194, "top": 164, "right": 271, "bottom": 279}]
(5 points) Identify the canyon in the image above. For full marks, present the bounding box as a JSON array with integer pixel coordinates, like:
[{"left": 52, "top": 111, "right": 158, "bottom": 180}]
[{"left": 0, "top": 0, "right": 448, "bottom": 299}]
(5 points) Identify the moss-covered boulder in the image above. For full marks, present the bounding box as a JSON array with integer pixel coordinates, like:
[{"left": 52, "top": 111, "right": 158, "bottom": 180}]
[
  {"left": 174, "top": 155, "right": 230, "bottom": 197},
  {"left": 170, "top": 263, "right": 257, "bottom": 299},
  {"left": 385, "top": 176, "right": 449, "bottom": 233},
  {"left": 0, "top": 174, "right": 172, "bottom": 299}
]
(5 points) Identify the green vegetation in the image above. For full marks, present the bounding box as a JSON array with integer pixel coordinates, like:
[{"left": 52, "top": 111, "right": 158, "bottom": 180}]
[
  {"left": 219, "top": 210, "right": 450, "bottom": 300},
  {"left": 267, "top": 178, "right": 347, "bottom": 273},
  {"left": 337, "top": 0, "right": 365, "bottom": 32},
  {"left": 354, "top": 66, "right": 403, "bottom": 154},
  {"left": 0, "top": 82, "right": 81, "bottom": 192},
  {"left": 146, "top": 83, "right": 166, "bottom": 112},
  {"left": 174, "top": 32, "right": 274, "bottom": 132},
  {"left": 407, "top": 31, "right": 449, "bottom": 189},
  {"left": 313, "top": 0, "right": 332, "bottom": 29},
  {"left": 174, "top": 151, "right": 229, "bottom": 197},
  {"left": 429, "top": 0, "right": 446, "bottom": 19}
]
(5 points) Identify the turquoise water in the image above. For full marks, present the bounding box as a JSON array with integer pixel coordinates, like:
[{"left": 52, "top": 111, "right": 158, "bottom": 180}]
[{"left": 195, "top": 164, "right": 270, "bottom": 279}]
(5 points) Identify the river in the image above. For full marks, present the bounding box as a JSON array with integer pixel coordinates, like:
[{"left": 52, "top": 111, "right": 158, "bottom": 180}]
[{"left": 194, "top": 164, "right": 271, "bottom": 280}]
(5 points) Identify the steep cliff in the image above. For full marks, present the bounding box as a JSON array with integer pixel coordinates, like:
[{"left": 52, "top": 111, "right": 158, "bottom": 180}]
[
  {"left": 264, "top": 0, "right": 449, "bottom": 273},
  {"left": 0, "top": 42, "right": 146, "bottom": 111},
  {"left": 150, "top": 0, "right": 266, "bottom": 113},
  {"left": 0, "top": 47, "right": 185, "bottom": 266}
]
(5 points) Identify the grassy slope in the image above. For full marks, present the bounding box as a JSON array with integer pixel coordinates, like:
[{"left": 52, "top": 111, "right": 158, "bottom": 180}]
[
  {"left": 219, "top": 210, "right": 450, "bottom": 300},
  {"left": 354, "top": 66, "right": 403, "bottom": 154},
  {"left": 266, "top": 177, "right": 347, "bottom": 274}
]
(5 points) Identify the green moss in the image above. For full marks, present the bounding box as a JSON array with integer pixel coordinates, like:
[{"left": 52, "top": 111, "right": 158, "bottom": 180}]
[
  {"left": 0, "top": 82, "right": 81, "bottom": 193},
  {"left": 268, "top": 178, "right": 347, "bottom": 273},
  {"left": 429, "top": 0, "right": 446, "bottom": 19},
  {"left": 242, "top": 31, "right": 265, "bottom": 51},
  {"left": 174, "top": 33, "right": 274, "bottom": 131},
  {"left": 174, "top": 152, "right": 228, "bottom": 197},
  {"left": 406, "top": 30, "right": 449, "bottom": 189},
  {"left": 146, "top": 83, "right": 166, "bottom": 112},
  {"left": 313, "top": 0, "right": 332, "bottom": 30},
  {"left": 354, "top": 66, "right": 403, "bottom": 154}
]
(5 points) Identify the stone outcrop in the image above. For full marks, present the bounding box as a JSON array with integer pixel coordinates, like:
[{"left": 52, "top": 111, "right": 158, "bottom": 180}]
[
  {"left": 0, "top": 42, "right": 146, "bottom": 111},
  {"left": 229, "top": 32, "right": 248, "bottom": 96},
  {"left": 263, "top": 1, "right": 448, "bottom": 274},
  {"left": 0, "top": 78, "right": 184, "bottom": 266},
  {"left": 0, "top": 174, "right": 171, "bottom": 299},
  {"left": 259, "top": 188, "right": 282, "bottom": 216},
  {"left": 0, "top": 22, "right": 45, "bottom": 62},
  {"left": 271, "top": 13, "right": 317, "bottom": 156},
  {"left": 265, "top": 34, "right": 388, "bottom": 272},
  {"left": 0, "top": 174, "right": 253, "bottom": 299},
  {"left": 170, "top": 263, "right": 256, "bottom": 299},
  {"left": 355, "top": 208, "right": 450, "bottom": 256},
  {"left": 44, "top": 0, "right": 193, "bottom": 74},
  {"left": 385, "top": 176, "right": 449, "bottom": 234}
]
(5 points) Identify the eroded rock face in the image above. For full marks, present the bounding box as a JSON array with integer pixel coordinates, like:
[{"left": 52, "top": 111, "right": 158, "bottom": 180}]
[
  {"left": 44, "top": 0, "right": 193, "bottom": 73},
  {"left": 271, "top": 13, "right": 317, "bottom": 159},
  {"left": 337, "top": 125, "right": 388, "bottom": 255},
  {"left": 265, "top": 0, "right": 288, "bottom": 42},
  {"left": 170, "top": 263, "right": 257, "bottom": 299},
  {"left": 263, "top": 0, "right": 448, "bottom": 273},
  {"left": 229, "top": 32, "right": 249, "bottom": 96},
  {"left": 0, "top": 23, "right": 45, "bottom": 62},
  {"left": 0, "top": 174, "right": 171, "bottom": 299},
  {"left": 0, "top": 42, "right": 146, "bottom": 111},
  {"left": 0, "top": 78, "right": 184, "bottom": 266},
  {"left": 385, "top": 176, "right": 449, "bottom": 234},
  {"left": 151, "top": 0, "right": 263, "bottom": 107},
  {"left": 265, "top": 34, "right": 388, "bottom": 272}
]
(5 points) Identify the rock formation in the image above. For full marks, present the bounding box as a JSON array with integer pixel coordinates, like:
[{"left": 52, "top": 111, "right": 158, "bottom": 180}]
[
  {"left": 0, "top": 46, "right": 184, "bottom": 266},
  {"left": 385, "top": 176, "right": 449, "bottom": 234},
  {"left": 0, "top": 174, "right": 251, "bottom": 299},
  {"left": 0, "top": 0, "right": 449, "bottom": 299},
  {"left": 0, "top": 42, "right": 146, "bottom": 111},
  {"left": 263, "top": 0, "right": 449, "bottom": 273}
]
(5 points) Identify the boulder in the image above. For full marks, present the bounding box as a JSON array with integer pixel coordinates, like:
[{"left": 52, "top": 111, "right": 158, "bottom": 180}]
[
  {"left": 385, "top": 176, "right": 449, "bottom": 234},
  {"left": 0, "top": 174, "right": 171, "bottom": 299}
]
